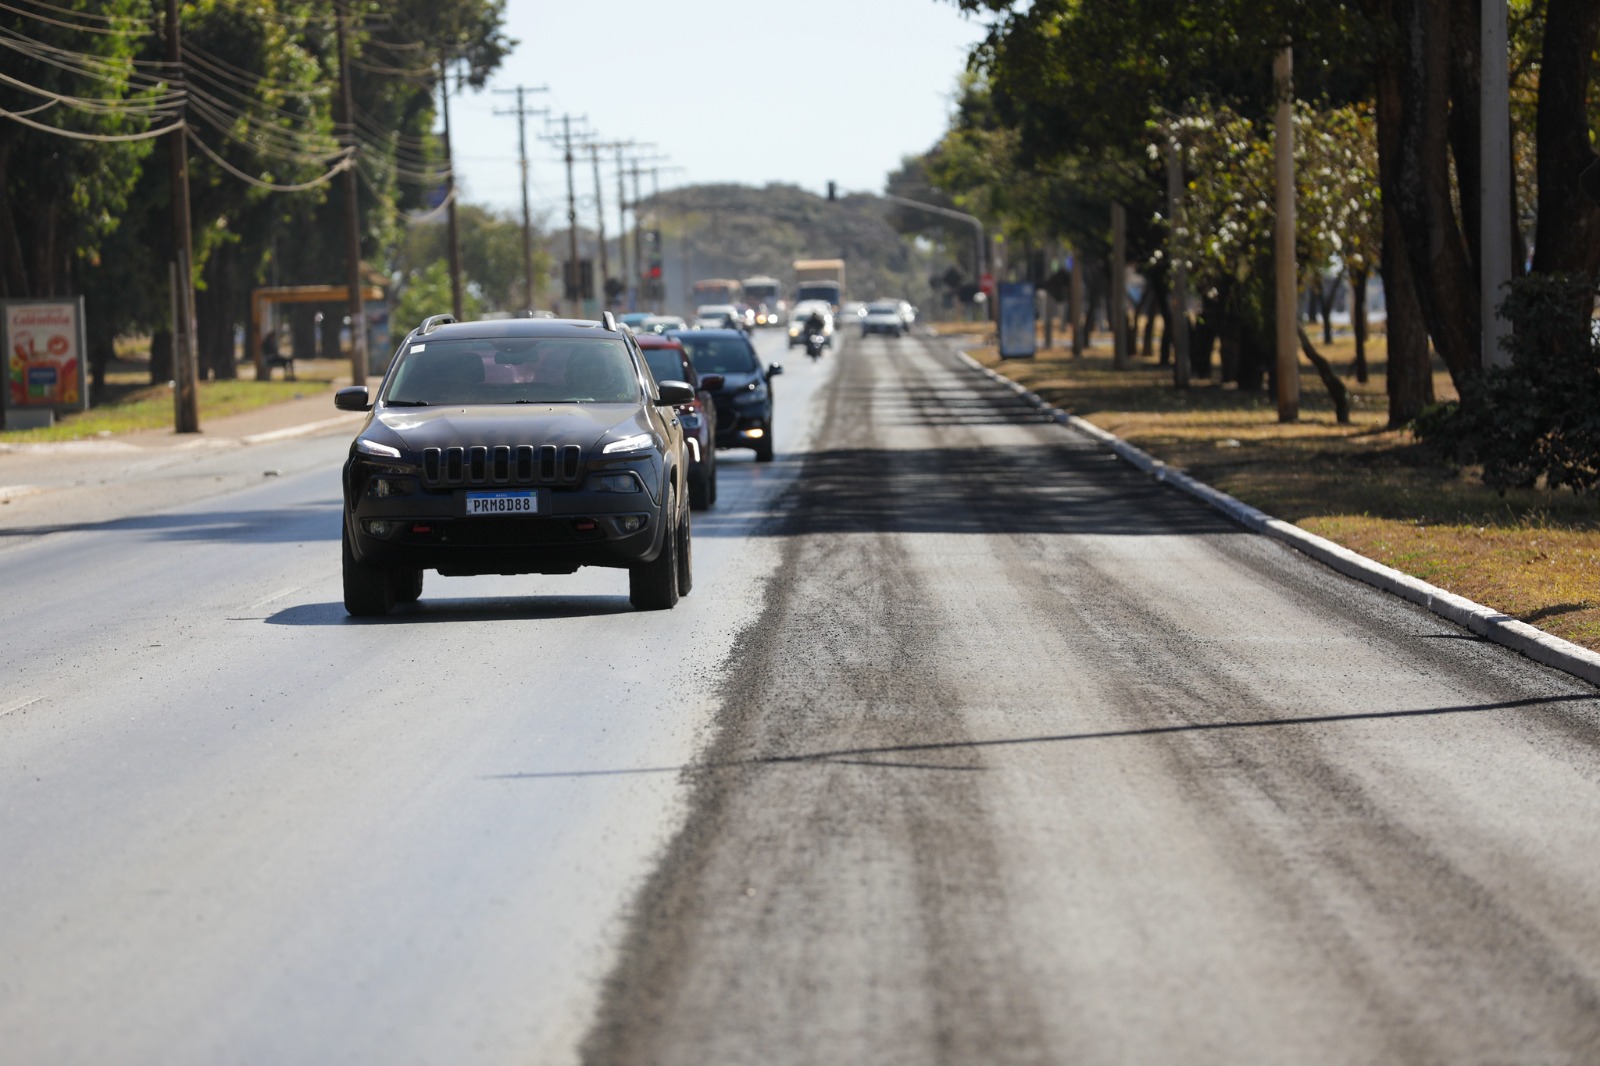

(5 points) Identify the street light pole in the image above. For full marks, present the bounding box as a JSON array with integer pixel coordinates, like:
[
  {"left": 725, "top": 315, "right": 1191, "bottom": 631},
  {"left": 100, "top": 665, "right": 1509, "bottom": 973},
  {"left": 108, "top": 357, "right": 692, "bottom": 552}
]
[
  {"left": 1480, "top": 0, "right": 1513, "bottom": 368},
  {"left": 878, "top": 192, "right": 986, "bottom": 313}
]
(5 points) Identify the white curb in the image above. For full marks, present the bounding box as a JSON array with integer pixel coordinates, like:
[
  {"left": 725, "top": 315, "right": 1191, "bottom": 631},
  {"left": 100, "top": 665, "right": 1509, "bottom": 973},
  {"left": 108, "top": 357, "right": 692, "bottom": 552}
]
[{"left": 957, "top": 349, "right": 1600, "bottom": 687}]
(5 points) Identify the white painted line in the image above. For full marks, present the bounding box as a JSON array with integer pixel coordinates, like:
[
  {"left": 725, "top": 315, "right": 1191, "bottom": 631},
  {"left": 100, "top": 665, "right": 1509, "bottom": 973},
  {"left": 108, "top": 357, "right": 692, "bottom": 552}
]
[
  {"left": 956, "top": 348, "right": 1600, "bottom": 688},
  {"left": 250, "top": 586, "right": 303, "bottom": 609},
  {"left": 241, "top": 414, "right": 363, "bottom": 446},
  {"left": 0, "top": 696, "right": 43, "bottom": 718}
]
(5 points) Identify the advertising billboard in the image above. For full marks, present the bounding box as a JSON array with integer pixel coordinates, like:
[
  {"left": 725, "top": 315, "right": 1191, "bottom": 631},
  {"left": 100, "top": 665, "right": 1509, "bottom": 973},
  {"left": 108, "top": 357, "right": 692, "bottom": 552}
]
[
  {"left": 4, "top": 298, "right": 88, "bottom": 412},
  {"left": 997, "top": 282, "right": 1037, "bottom": 359}
]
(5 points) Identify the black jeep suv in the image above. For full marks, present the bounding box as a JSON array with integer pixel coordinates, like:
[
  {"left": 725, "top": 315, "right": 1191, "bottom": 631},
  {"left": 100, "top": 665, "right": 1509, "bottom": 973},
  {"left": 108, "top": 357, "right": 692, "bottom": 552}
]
[{"left": 335, "top": 314, "right": 694, "bottom": 615}]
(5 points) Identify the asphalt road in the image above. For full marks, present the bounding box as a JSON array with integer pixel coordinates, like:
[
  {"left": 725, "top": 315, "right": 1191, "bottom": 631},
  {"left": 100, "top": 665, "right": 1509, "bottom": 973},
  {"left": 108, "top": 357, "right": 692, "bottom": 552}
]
[{"left": 3, "top": 327, "right": 1599, "bottom": 1065}]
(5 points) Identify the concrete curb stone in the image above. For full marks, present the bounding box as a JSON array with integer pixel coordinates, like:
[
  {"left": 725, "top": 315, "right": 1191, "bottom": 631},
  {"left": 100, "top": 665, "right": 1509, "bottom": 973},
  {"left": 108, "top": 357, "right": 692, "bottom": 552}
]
[{"left": 957, "top": 349, "right": 1600, "bottom": 688}]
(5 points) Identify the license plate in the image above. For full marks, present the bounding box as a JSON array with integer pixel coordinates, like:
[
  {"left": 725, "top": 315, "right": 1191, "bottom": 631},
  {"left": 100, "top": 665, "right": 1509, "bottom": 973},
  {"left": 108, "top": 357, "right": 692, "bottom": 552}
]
[{"left": 465, "top": 491, "right": 536, "bottom": 515}]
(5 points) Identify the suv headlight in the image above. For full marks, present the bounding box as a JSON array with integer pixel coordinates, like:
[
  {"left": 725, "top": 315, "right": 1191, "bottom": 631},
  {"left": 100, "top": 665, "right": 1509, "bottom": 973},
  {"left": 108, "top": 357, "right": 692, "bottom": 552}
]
[
  {"left": 356, "top": 437, "right": 402, "bottom": 458},
  {"left": 586, "top": 473, "right": 641, "bottom": 493},
  {"left": 602, "top": 432, "right": 654, "bottom": 455}
]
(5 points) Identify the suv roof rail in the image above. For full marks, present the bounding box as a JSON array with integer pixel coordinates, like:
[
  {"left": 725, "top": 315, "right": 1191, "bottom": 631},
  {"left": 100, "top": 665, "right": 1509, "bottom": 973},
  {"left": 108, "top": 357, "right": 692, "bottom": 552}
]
[
  {"left": 601, "top": 310, "right": 617, "bottom": 332},
  {"left": 419, "top": 313, "right": 457, "bottom": 335}
]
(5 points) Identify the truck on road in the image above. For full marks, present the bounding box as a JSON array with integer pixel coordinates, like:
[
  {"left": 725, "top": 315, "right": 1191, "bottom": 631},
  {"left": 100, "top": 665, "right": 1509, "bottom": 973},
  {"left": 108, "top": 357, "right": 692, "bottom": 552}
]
[{"left": 792, "top": 259, "right": 845, "bottom": 313}]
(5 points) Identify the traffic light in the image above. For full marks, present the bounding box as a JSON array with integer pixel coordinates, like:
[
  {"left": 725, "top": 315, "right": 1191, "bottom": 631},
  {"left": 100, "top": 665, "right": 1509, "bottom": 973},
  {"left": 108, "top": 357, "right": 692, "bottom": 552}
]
[{"left": 604, "top": 276, "right": 624, "bottom": 302}]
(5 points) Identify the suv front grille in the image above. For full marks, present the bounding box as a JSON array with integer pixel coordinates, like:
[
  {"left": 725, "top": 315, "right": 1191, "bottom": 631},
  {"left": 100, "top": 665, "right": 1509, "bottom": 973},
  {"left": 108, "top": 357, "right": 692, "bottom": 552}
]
[{"left": 421, "top": 444, "right": 583, "bottom": 488}]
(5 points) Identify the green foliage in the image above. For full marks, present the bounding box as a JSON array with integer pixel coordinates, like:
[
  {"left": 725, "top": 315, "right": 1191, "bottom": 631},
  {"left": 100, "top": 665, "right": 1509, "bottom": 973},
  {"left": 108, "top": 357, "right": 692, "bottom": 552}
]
[
  {"left": 1416, "top": 274, "right": 1600, "bottom": 494},
  {"left": 394, "top": 260, "right": 480, "bottom": 332}
]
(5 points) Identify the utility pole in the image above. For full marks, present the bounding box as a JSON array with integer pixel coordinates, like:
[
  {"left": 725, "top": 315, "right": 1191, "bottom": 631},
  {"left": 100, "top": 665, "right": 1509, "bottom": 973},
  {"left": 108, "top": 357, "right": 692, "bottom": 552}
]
[
  {"left": 1111, "top": 201, "right": 1128, "bottom": 370},
  {"left": 1480, "top": 0, "right": 1513, "bottom": 368},
  {"left": 615, "top": 145, "right": 630, "bottom": 309},
  {"left": 165, "top": 0, "right": 198, "bottom": 432},
  {"left": 439, "top": 55, "right": 463, "bottom": 319},
  {"left": 492, "top": 84, "right": 548, "bottom": 313},
  {"left": 586, "top": 143, "right": 610, "bottom": 309},
  {"left": 1273, "top": 41, "right": 1299, "bottom": 421},
  {"left": 1164, "top": 133, "right": 1191, "bottom": 389},
  {"left": 335, "top": 0, "right": 368, "bottom": 386},
  {"left": 631, "top": 162, "right": 645, "bottom": 309},
  {"left": 542, "top": 116, "right": 587, "bottom": 318}
]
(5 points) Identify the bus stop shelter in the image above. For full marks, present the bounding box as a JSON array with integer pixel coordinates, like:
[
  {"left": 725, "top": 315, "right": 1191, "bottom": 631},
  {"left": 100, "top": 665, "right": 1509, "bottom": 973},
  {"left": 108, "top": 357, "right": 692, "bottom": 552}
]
[{"left": 250, "top": 284, "right": 385, "bottom": 378}]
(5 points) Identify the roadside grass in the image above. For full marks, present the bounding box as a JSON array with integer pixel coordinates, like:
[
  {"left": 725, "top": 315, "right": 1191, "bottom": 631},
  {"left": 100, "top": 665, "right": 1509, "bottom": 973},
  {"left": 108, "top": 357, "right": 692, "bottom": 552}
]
[
  {"left": 959, "top": 329, "right": 1600, "bottom": 653},
  {"left": 1, "top": 353, "right": 339, "bottom": 443}
]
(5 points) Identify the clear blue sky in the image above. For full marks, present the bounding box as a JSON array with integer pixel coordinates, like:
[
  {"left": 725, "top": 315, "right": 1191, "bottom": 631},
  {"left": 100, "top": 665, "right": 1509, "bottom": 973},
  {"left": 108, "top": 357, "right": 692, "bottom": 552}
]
[{"left": 445, "top": 0, "right": 992, "bottom": 219}]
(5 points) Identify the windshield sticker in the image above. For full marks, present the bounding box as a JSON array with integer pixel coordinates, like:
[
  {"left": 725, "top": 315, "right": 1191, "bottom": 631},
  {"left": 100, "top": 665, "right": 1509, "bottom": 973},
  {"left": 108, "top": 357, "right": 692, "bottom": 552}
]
[{"left": 409, "top": 344, "right": 425, "bottom": 353}]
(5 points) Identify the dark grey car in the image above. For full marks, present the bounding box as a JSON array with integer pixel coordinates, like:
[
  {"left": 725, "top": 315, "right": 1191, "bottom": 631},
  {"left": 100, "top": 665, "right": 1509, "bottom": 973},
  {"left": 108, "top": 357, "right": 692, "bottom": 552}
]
[{"left": 335, "top": 314, "right": 694, "bottom": 615}]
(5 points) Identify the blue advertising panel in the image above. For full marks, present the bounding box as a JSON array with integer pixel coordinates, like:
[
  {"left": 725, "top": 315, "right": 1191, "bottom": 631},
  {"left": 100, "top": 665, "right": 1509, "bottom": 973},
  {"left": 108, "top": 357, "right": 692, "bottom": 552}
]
[{"left": 998, "top": 282, "right": 1036, "bottom": 359}]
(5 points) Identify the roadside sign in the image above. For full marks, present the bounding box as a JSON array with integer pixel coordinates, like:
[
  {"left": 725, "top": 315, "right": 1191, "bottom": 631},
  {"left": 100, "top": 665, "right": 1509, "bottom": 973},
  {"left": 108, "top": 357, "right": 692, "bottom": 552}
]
[
  {"left": 998, "top": 282, "right": 1037, "bottom": 359},
  {"left": 4, "top": 297, "right": 88, "bottom": 414}
]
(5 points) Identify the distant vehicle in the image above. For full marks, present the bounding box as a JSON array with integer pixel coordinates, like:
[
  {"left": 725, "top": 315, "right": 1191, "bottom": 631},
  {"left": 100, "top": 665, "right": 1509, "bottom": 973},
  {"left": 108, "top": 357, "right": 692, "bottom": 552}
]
[
  {"left": 741, "top": 275, "right": 785, "bottom": 326},
  {"left": 862, "top": 300, "right": 906, "bottom": 338},
  {"left": 691, "top": 278, "right": 743, "bottom": 308},
  {"left": 896, "top": 301, "right": 917, "bottom": 328},
  {"left": 639, "top": 315, "right": 687, "bottom": 334},
  {"left": 840, "top": 301, "right": 867, "bottom": 319},
  {"left": 670, "top": 327, "right": 782, "bottom": 462},
  {"left": 334, "top": 313, "right": 694, "bottom": 614},
  {"left": 792, "top": 258, "right": 845, "bottom": 312},
  {"left": 638, "top": 332, "right": 721, "bottom": 510},
  {"left": 619, "top": 312, "right": 652, "bottom": 330},
  {"left": 694, "top": 304, "right": 745, "bottom": 330},
  {"left": 787, "top": 301, "right": 834, "bottom": 348}
]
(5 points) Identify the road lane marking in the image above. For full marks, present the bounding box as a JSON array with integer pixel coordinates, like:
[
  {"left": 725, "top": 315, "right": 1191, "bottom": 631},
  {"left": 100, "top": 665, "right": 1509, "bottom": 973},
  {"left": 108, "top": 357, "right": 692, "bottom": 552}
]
[{"left": 250, "top": 586, "right": 303, "bottom": 609}]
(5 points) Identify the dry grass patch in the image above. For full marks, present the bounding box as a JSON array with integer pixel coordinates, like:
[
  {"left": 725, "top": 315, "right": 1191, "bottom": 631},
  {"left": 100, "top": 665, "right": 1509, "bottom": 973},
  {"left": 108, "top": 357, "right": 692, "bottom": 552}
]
[{"left": 968, "top": 334, "right": 1600, "bottom": 653}]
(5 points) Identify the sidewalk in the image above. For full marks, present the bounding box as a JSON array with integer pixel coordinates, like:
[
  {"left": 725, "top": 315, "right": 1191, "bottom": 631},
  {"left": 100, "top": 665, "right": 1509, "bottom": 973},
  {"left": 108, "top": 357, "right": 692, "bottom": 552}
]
[{"left": 0, "top": 388, "right": 365, "bottom": 457}]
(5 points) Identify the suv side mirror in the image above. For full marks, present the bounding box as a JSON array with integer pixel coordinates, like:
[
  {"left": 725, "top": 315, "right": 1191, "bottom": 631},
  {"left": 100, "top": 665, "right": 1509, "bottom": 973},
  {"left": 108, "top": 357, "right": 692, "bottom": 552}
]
[
  {"left": 766, "top": 364, "right": 783, "bottom": 379},
  {"left": 335, "top": 386, "right": 371, "bottom": 411},
  {"left": 655, "top": 381, "right": 696, "bottom": 405},
  {"left": 699, "top": 373, "right": 725, "bottom": 392}
]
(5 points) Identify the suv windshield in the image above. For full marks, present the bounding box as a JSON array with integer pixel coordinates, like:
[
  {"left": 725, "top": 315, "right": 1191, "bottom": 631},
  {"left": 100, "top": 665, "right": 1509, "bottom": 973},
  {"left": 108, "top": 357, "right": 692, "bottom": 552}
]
[
  {"left": 676, "top": 334, "right": 759, "bottom": 375},
  {"left": 383, "top": 337, "right": 639, "bottom": 406}
]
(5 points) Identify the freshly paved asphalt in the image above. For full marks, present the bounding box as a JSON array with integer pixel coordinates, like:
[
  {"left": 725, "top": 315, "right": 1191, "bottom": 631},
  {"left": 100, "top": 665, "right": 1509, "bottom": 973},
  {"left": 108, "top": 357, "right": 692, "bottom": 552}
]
[{"left": 2, "top": 330, "right": 1597, "bottom": 1065}]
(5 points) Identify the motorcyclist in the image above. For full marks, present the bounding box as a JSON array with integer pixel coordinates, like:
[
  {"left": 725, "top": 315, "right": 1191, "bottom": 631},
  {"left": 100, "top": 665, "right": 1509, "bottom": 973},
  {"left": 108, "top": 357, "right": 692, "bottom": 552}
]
[{"left": 804, "top": 308, "right": 825, "bottom": 338}]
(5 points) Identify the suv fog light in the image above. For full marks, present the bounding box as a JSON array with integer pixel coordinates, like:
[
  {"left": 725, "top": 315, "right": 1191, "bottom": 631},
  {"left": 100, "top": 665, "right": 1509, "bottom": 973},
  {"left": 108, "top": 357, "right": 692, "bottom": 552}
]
[
  {"left": 363, "top": 519, "right": 397, "bottom": 537},
  {"left": 617, "top": 514, "right": 646, "bottom": 533},
  {"left": 742, "top": 427, "right": 765, "bottom": 439}
]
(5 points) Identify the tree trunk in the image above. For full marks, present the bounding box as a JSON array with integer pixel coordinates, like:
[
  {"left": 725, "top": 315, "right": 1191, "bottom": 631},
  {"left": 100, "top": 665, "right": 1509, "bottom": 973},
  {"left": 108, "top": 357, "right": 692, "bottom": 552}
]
[
  {"left": 149, "top": 329, "right": 173, "bottom": 384},
  {"left": 1531, "top": 0, "right": 1600, "bottom": 279},
  {"left": 1390, "top": 0, "right": 1480, "bottom": 390},
  {"left": 1350, "top": 265, "right": 1371, "bottom": 383},
  {"left": 1320, "top": 273, "right": 1341, "bottom": 345},
  {"left": 1371, "top": 0, "right": 1444, "bottom": 426},
  {"left": 1297, "top": 326, "right": 1351, "bottom": 424},
  {"left": 196, "top": 250, "right": 237, "bottom": 381}
]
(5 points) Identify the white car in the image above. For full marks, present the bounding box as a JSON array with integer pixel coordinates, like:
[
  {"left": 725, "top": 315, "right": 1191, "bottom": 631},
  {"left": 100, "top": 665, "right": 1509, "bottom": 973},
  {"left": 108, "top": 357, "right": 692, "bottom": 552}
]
[
  {"left": 787, "top": 301, "right": 835, "bottom": 348},
  {"left": 861, "top": 301, "right": 905, "bottom": 338},
  {"left": 694, "top": 304, "right": 745, "bottom": 330}
]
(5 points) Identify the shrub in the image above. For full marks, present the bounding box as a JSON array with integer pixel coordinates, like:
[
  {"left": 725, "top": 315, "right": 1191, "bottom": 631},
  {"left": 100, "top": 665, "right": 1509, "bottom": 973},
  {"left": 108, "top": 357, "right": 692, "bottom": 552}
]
[{"left": 1415, "top": 273, "right": 1600, "bottom": 494}]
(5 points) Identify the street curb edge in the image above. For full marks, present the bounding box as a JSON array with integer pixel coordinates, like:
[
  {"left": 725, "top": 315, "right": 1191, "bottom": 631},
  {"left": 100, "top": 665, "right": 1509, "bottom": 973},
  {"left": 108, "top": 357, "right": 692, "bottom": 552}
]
[{"left": 955, "top": 349, "right": 1600, "bottom": 688}]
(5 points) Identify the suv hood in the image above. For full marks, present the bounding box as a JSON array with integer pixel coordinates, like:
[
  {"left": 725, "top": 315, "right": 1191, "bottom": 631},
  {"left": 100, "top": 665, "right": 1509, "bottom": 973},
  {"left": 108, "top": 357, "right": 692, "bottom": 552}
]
[{"left": 374, "top": 404, "right": 640, "bottom": 452}]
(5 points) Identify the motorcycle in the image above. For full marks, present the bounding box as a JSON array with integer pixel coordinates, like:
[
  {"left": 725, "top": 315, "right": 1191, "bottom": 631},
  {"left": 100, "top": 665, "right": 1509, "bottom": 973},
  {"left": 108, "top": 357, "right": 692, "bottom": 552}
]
[{"left": 804, "top": 331, "right": 826, "bottom": 361}]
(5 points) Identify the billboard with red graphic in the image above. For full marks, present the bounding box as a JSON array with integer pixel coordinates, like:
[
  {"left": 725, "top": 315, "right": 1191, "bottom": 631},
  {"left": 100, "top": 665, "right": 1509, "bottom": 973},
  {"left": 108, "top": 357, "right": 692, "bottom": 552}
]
[{"left": 4, "top": 298, "right": 87, "bottom": 412}]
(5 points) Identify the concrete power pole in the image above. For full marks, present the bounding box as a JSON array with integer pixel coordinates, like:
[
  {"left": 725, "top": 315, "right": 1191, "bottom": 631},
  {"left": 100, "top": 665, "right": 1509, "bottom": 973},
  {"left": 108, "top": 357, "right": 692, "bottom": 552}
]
[
  {"left": 1111, "top": 202, "right": 1128, "bottom": 370},
  {"left": 1273, "top": 42, "right": 1300, "bottom": 422},
  {"left": 165, "top": 0, "right": 199, "bottom": 432},
  {"left": 438, "top": 56, "right": 463, "bottom": 320},
  {"left": 335, "top": 0, "right": 368, "bottom": 386},
  {"left": 1480, "top": 0, "right": 1513, "bottom": 368},
  {"left": 1165, "top": 135, "right": 1191, "bottom": 389},
  {"left": 492, "top": 85, "right": 548, "bottom": 313}
]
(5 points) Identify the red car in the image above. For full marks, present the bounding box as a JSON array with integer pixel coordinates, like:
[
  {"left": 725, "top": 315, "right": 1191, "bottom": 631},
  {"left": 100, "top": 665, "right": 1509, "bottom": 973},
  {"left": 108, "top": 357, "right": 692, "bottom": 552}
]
[{"left": 637, "top": 332, "right": 721, "bottom": 509}]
